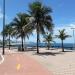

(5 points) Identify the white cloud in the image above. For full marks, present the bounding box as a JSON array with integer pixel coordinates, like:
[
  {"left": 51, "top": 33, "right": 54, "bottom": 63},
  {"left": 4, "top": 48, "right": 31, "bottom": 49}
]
[
  {"left": 53, "top": 23, "right": 75, "bottom": 43},
  {"left": 0, "top": 8, "right": 3, "bottom": 19},
  {"left": 26, "top": 23, "right": 75, "bottom": 43},
  {"left": 0, "top": 7, "right": 8, "bottom": 23},
  {"left": 54, "top": 23, "right": 75, "bottom": 35}
]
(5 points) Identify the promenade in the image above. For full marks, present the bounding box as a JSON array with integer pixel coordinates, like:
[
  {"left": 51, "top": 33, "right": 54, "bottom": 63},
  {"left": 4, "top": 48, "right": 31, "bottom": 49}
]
[{"left": 0, "top": 50, "right": 52, "bottom": 75}]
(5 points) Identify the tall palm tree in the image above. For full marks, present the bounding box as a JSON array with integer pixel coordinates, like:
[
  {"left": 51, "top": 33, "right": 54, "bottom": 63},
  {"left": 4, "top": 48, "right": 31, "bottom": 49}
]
[
  {"left": 43, "top": 33, "right": 54, "bottom": 50},
  {"left": 29, "top": 1, "right": 53, "bottom": 53},
  {"left": 1, "top": 24, "right": 13, "bottom": 50},
  {"left": 11, "top": 13, "right": 33, "bottom": 51},
  {"left": 56, "top": 29, "right": 70, "bottom": 52}
]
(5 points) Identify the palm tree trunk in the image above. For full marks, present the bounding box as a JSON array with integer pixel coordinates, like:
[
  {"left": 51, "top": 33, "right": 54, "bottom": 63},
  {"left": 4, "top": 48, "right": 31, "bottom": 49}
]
[
  {"left": 21, "top": 37, "right": 24, "bottom": 51},
  {"left": 24, "top": 37, "right": 26, "bottom": 50},
  {"left": 9, "top": 35, "right": 10, "bottom": 50},
  {"left": 48, "top": 42, "right": 50, "bottom": 50},
  {"left": 62, "top": 40, "right": 64, "bottom": 52},
  {"left": 48, "top": 46, "right": 49, "bottom": 50},
  {"left": 37, "top": 22, "right": 39, "bottom": 54}
]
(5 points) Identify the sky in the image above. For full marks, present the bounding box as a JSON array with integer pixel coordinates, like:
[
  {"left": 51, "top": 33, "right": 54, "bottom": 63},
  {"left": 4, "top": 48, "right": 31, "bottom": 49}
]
[{"left": 0, "top": 0, "right": 75, "bottom": 43}]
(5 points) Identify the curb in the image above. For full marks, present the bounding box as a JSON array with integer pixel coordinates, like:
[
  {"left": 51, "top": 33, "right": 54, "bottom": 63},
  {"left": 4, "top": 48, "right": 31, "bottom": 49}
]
[{"left": 0, "top": 53, "right": 4, "bottom": 64}]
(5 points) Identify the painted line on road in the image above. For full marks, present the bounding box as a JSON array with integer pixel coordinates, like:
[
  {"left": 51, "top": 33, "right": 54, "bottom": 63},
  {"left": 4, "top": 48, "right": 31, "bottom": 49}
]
[{"left": 0, "top": 53, "right": 4, "bottom": 64}]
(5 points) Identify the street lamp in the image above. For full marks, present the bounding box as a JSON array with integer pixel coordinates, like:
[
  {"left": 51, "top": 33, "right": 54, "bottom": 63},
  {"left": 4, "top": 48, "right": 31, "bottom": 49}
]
[
  {"left": 71, "top": 28, "right": 75, "bottom": 50},
  {"left": 3, "top": 0, "right": 5, "bottom": 55}
]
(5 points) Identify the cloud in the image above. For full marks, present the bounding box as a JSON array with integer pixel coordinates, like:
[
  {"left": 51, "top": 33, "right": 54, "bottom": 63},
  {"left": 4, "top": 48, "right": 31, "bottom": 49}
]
[
  {"left": 53, "top": 23, "right": 75, "bottom": 43},
  {"left": 54, "top": 23, "right": 75, "bottom": 35},
  {"left": 0, "top": 8, "right": 3, "bottom": 19},
  {"left": 26, "top": 23, "right": 75, "bottom": 43},
  {"left": 0, "top": 7, "right": 8, "bottom": 23}
]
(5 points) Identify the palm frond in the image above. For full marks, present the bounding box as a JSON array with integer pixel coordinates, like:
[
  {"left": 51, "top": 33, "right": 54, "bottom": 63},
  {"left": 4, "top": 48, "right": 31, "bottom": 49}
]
[{"left": 55, "top": 29, "right": 71, "bottom": 40}]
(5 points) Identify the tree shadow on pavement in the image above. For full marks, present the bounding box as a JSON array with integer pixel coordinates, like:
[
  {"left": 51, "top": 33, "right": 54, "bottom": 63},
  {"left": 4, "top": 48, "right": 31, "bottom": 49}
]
[{"left": 33, "top": 51, "right": 64, "bottom": 56}]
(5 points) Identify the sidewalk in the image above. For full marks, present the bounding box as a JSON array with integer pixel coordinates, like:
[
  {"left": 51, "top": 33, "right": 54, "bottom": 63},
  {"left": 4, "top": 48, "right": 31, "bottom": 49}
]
[
  {"left": 0, "top": 53, "right": 52, "bottom": 75},
  {"left": 0, "top": 54, "right": 2, "bottom": 64}
]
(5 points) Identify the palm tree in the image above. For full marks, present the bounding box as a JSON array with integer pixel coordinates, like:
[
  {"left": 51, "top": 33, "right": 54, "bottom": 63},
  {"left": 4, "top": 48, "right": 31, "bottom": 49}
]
[
  {"left": 1, "top": 24, "right": 13, "bottom": 50},
  {"left": 43, "top": 33, "right": 54, "bottom": 50},
  {"left": 29, "top": 1, "right": 53, "bottom": 53},
  {"left": 11, "top": 13, "right": 33, "bottom": 51},
  {"left": 56, "top": 29, "right": 70, "bottom": 52}
]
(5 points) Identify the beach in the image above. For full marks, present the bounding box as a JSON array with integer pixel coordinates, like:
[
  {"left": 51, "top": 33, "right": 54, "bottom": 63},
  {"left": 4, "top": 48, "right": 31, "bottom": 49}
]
[
  {"left": 24, "top": 48, "right": 75, "bottom": 75},
  {"left": 0, "top": 48, "right": 52, "bottom": 75},
  {"left": 0, "top": 0, "right": 75, "bottom": 75},
  {"left": 0, "top": 48, "right": 75, "bottom": 75}
]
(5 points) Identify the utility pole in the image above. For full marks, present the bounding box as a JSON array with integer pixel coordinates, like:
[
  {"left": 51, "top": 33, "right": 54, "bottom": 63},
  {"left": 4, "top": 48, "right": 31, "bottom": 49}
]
[{"left": 3, "top": 0, "right": 5, "bottom": 55}]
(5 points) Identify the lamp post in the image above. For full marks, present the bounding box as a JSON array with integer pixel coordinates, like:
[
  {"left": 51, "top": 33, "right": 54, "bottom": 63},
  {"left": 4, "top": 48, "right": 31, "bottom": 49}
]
[
  {"left": 3, "top": 0, "right": 5, "bottom": 55},
  {"left": 71, "top": 28, "right": 75, "bottom": 50}
]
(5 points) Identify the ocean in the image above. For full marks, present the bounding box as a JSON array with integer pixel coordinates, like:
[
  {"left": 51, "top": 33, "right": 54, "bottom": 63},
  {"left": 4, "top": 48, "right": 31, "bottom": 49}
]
[
  {"left": 16, "top": 43, "right": 74, "bottom": 50},
  {"left": 1, "top": 42, "right": 74, "bottom": 50}
]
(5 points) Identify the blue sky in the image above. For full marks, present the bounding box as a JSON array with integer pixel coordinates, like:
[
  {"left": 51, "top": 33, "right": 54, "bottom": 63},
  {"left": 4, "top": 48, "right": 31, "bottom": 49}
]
[{"left": 0, "top": 0, "right": 75, "bottom": 43}]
